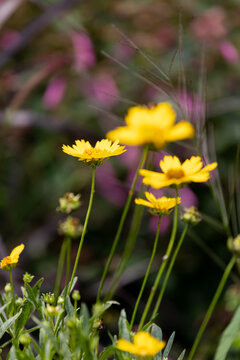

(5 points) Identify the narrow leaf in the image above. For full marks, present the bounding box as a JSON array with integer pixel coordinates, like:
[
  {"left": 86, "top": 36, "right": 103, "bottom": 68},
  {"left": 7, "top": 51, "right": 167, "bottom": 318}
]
[
  {"left": 163, "top": 331, "right": 175, "bottom": 358},
  {"left": 0, "top": 310, "right": 22, "bottom": 340},
  {"left": 118, "top": 309, "right": 130, "bottom": 341}
]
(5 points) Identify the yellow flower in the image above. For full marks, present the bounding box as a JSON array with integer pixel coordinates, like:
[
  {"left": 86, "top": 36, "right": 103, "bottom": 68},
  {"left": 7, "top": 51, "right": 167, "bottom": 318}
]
[
  {"left": 0, "top": 244, "right": 24, "bottom": 271},
  {"left": 116, "top": 331, "right": 165, "bottom": 357},
  {"left": 62, "top": 139, "right": 126, "bottom": 167},
  {"left": 140, "top": 155, "right": 217, "bottom": 189},
  {"left": 135, "top": 192, "right": 181, "bottom": 215},
  {"left": 107, "top": 103, "right": 194, "bottom": 149}
]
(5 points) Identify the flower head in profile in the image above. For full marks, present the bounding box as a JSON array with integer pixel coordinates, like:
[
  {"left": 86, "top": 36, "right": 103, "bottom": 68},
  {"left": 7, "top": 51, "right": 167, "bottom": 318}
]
[
  {"left": 0, "top": 244, "right": 24, "bottom": 271},
  {"left": 140, "top": 155, "right": 217, "bottom": 189},
  {"left": 107, "top": 103, "right": 194, "bottom": 149},
  {"left": 116, "top": 331, "right": 165, "bottom": 357},
  {"left": 62, "top": 139, "right": 126, "bottom": 167},
  {"left": 135, "top": 192, "right": 181, "bottom": 215}
]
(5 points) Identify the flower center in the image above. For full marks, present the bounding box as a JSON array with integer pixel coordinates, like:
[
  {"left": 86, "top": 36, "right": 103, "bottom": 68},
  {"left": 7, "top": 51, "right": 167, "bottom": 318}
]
[
  {"left": 83, "top": 148, "right": 101, "bottom": 156},
  {"left": 166, "top": 168, "right": 185, "bottom": 179}
]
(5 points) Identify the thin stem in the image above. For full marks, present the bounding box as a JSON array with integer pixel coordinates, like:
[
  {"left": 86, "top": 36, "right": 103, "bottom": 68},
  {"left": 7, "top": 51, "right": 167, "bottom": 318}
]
[
  {"left": 188, "top": 255, "right": 236, "bottom": 360},
  {"left": 68, "top": 167, "right": 96, "bottom": 295},
  {"left": 138, "top": 187, "right": 179, "bottom": 330},
  {"left": 66, "top": 237, "right": 71, "bottom": 288},
  {"left": 9, "top": 270, "right": 15, "bottom": 302},
  {"left": 54, "top": 239, "right": 67, "bottom": 300},
  {"left": 96, "top": 146, "right": 149, "bottom": 302},
  {"left": 130, "top": 216, "right": 162, "bottom": 329},
  {"left": 151, "top": 223, "right": 189, "bottom": 320}
]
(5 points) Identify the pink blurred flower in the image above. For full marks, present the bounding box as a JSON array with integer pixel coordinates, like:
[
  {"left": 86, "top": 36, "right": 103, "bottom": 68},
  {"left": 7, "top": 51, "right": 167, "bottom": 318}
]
[
  {"left": 71, "top": 32, "right": 96, "bottom": 70},
  {"left": 178, "top": 92, "right": 204, "bottom": 122},
  {"left": 149, "top": 215, "right": 170, "bottom": 236},
  {"left": 43, "top": 77, "right": 66, "bottom": 109},
  {"left": 0, "top": 30, "right": 19, "bottom": 50},
  {"left": 113, "top": 41, "right": 135, "bottom": 61},
  {"left": 96, "top": 162, "right": 127, "bottom": 206},
  {"left": 190, "top": 6, "right": 227, "bottom": 45},
  {"left": 219, "top": 41, "right": 239, "bottom": 64},
  {"left": 84, "top": 73, "right": 119, "bottom": 108}
]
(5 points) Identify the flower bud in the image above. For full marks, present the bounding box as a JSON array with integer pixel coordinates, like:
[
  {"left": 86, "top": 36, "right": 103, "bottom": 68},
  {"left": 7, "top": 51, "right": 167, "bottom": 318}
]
[
  {"left": 227, "top": 234, "right": 240, "bottom": 256},
  {"left": 46, "top": 304, "right": 60, "bottom": 317},
  {"left": 23, "top": 272, "right": 34, "bottom": 284},
  {"left": 4, "top": 283, "right": 12, "bottom": 293},
  {"left": 58, "top": 216, "right": 83, "bottom": 239},
  {"left": 72, "top": 290, "right": 81, "bottom": 301},
  {"left": 57, "top": 296, "right": 64, "bottom": 305},
  {"left": 15, "top": 297, "right": 24, "bottom": 307},
  {"left": 58, "top": 193, "right": 81, "bottom": 214},
  {"left": 19, "top": 333, "right": 31, "bottom": 346},
  {"left": 44, "top": 293, "right": 55, "bottom": 304},
  {"left": 181, "top": 207, "right": 201, "bottom": 225}
]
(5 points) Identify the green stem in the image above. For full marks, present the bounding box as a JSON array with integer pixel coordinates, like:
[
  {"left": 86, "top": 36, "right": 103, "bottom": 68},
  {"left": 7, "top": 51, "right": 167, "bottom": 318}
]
[
  {"left": 66, "top": 237, "right": 71, "bottom": 288},
  {"left": 9, "top": 270, "right": 15, "bottom": 302},
  {"left": 188, "top": 255, "right": 236, "bottom": 360},
  {"left": 97, "top": 146, "right": 149, "bottom": 302},
  {"left": 151, "top": 223, "right": 189, "bottom": 320},
  {"left": 68, "top": 167, "right": 96, "bottom": 295},
  {"left": 138, "top": 187, "right": 179, "bottom": 330},
  {"left": 130, "top": 216, "right": 162, "bottom": 329},
  {"left": 54, "top": 239, "right": 67, "bottom": 300}
]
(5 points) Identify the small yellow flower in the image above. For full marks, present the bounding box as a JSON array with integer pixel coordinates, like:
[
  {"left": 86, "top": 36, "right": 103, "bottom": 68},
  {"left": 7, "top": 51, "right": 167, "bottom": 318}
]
[
  {"left": 140, "top": 155, "right": 217, "bottom": 188},
  {"left": 0, "top": 244, "right": 24, "bottom": 271},
  {"left": 107, "top": 103, "right": 194, "bottom": 149},
  {"left": 116, "top": 331, "right": 165, "bottom": 357},
  {"left": 62, "top": 139, "right": 126, "bottom": 167},
  {"left": 135, "top": 192, "right": 181, "bottom": 215}
]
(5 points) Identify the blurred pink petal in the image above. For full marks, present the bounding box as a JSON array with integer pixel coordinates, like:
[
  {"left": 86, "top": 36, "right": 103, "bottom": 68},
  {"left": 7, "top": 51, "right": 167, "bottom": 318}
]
[
  {"left": 178, "top": 187, "right": 198, "bottom": 208},
  {"left": 84, "top": 73, "right": 119, "bottom": 108},
  {"left": 149, "top": 215, "right": 170, "bottom": 235},
  {"left": 71, "top": 32, "right": 96, "bottom": 70},
  {"left": 43, "top": 77, "right": 66, "bottom": 109},
  {"left": 96, "top": 162, "right": 127, "bottom": 207},
  {"left": 0, "top": 30, "right": 19, "bottom": 49},
  {"left": 219, "top": 41, "right": 239, "bottom": 64},
  {"left": 113, "top": 42, "right": 135, "bottom": 61},
  {"left": 178, "top": 92, "right": 204, "bottom": 122}
]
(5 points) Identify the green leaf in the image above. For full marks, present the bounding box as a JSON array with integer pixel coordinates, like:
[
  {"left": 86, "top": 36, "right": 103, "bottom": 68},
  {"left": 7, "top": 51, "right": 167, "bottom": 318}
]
[
  {"left": 0, "top": 310, "right": 22, "bottom": 340},
  {"left": 99, "top": 345, "right": 116, "bottom": 360},
  {"left": 118, "top": 309, "right": 130, "bottom": 341},
  {"left": 26, "top": 283, "right": 43, "bottom": 319},
  {"left": 162, "top": 331, "right": 175, "bottom": 358},
  {"left": 80, "top": 303, "right": 90, "bottom": 334},
  {"left": 177, "top": 349, "right": 186, "bottom": 360},
  {"left": 15, "top": 299, "right": 34, "bottom": 336},
  {"left": 65, "top": 296, "right": 74, "bottom": 317},
  {"left": 214, "top": 304, "right": 240, "bottom": 360},
  {"left": 151, "top": 324, "right": 163, "bottom": 360}
]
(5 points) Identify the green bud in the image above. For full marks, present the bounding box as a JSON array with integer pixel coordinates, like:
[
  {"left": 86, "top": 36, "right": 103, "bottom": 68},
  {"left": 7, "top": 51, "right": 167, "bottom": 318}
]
[
  {"left": 228, "top": 234, "right": 240, "bottom": 256},
  {"left": 181, "top": 207, "right": 201, "bottom": 225},
  {"left": 15, "top": 297, "right": 24, "bottom": 307},
  {"left": 23, "top": 272, "right": 34, "bottom": 284},
  {"left": 58, "top": 216, "right": 83, "bottom": 239},
  {"left": 72, "top": 290, "right": 81, "bottom": 301},
  {"left": 45, "top": 305, "right": 60, "bottom": 317},
  {"left": 4, "top": 283, "right": 12, "bottom": 293},
  {"left": 44, "top": 292, "right": 55, "bottom": 304},
  {"left": 58, "top": 193, "right": 81, "bottom": 214},
  {"left": 57, "top": 296, "right": 64, "bottom": 305},
  {"left": 19, "top": 333, "right": 31, "bottom": 346}
]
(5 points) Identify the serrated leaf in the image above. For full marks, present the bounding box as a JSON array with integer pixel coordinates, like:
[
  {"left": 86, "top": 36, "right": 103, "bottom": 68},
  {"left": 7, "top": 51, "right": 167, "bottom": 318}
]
[
  {"left": 152, "top": 324, "right": 163, "bottom": 360},
  {"left": 163, "top": 331, "right": 175, "bottom": 358},
  {"left": 214, "top": 304, "right": 240, "bottom": 360},
  {"left": 32, "top": 278, "right": 44, "bottom": 296},
  {"left": 118, "top": 309, "right": 130, "bottom": 341},
  {"left": 177, "top": 349, "right": 186, "bottom": 360},
  {"left": 26, "top": 283, "right": 43, "bottom": 319},
  {"left": 0, "top": 310, "right": 22, "bottom": 340}
]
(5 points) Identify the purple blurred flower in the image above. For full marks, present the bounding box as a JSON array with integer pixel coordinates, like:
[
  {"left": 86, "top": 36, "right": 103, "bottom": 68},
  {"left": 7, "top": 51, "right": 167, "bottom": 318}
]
[
  {"left": 43, "top": 77, "right": 66, "bottom": 109},
  {"left": 178, "top": 92, "right": 204, "bottom": 122},
  {"left": 219, "top": 41, "right": 239, "bottom": 64},
  {"left": 71, "top": 32, "right": 96, "bottom": 70},
  {"left": 149, "top": 215, "right": 170, "bottom": 236},
  {"left": 0, "top": 30, "right": 19, "bottom": 49},
  {"left": 96, "top": 162, "right": 127, "bottom": 207},
  {"left": 113, "top": 41, "right": 135, "bottom": 61},
  {"left": 84, "top": 73, "right": 119, "bottom": 108}
]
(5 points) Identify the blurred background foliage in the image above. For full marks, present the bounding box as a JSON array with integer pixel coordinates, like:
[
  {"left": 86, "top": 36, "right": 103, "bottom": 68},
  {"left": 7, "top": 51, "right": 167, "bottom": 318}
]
[{"left": 0, "top": 0, "right": 240, "bottom": 358}]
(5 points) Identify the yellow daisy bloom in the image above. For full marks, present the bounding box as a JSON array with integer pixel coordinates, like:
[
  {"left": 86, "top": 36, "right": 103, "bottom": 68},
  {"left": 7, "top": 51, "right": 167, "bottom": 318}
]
[
  {"left": 0, "top": 244, "right": 25, "bottom": 271},
  {"left": 62, "top": 139, "right": 126, "bottom": 167},
  {"left": 116, "top": 331, "right": 165, "bottom": 357},
  {"left": 107, "top": 103, "right": 194, "bottom": 149},
  {"left": 135, "top": 192, "right": 181, "bottom": 215},
  {"left": 140, "top": 155, "right": 217, "bottom": 189}
]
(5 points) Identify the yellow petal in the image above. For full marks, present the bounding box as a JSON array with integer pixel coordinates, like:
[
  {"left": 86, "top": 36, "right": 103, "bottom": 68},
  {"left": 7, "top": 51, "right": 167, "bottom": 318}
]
[
  {"left": 10, "top": 244, "right": 24, "bottom": 262},
  {"left": 116, "top": 339, "right": 138, "bottom": 354},
  {"left": 107, "top": 127, "right": 145, "bottom": 146},
  {"left": 164, "top": 121, "right": 195, "bottom": 141},
  {"left": 160, "top": 156, "right": 182, "bottom": 173},
  {"left": 182, "top": 156, "right": 203, "bottom": 174}
]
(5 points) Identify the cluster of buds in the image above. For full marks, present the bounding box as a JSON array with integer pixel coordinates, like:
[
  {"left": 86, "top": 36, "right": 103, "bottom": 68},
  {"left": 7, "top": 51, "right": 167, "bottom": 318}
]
[
  {"left": 181, "top": 207, "right": 202, "bottom": 226},
  {"left": 57, "top": 192, "right": 81, "bottom": 214},
  {"left": 58, "top": 216, "right": 83, "bottom": 238},
  {"left": 23, "top": 272, "right": 34, "bottom": 284}
]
